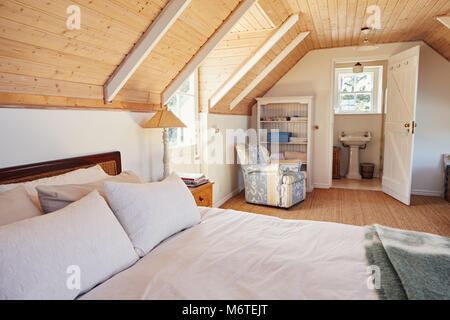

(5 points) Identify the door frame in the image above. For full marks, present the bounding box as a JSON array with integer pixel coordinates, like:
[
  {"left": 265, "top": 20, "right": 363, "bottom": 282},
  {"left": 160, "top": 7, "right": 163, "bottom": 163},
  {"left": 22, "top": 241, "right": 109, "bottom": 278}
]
[{"left": 328, "top": 54, "right": 390, "bottom": 187}]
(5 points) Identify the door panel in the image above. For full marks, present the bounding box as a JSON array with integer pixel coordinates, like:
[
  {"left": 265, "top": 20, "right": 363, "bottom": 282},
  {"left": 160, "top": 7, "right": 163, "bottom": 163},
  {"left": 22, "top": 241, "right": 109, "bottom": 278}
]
[{"left": 382, "top": 46, "right": 420, "bottom": 205}]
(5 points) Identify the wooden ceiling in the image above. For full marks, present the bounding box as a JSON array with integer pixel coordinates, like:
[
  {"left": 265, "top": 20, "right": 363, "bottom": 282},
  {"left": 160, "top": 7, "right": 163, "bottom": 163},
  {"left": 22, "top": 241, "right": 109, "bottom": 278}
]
[
  {"left": 207, "top": 0, "right": 450, "bottom": 114},
  {"left": 0, "top": 0, "right": 448, "bottom": 114}
]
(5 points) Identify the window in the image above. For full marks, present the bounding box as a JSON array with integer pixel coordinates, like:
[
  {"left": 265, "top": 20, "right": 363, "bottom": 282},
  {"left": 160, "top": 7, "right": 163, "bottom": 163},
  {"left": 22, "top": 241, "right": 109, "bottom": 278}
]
[
  {"left": 167, "top": 71, "right": 198, "bottom": 148},
  {"left": 334, "top": 66, "right": 383, "bottom": 114}
]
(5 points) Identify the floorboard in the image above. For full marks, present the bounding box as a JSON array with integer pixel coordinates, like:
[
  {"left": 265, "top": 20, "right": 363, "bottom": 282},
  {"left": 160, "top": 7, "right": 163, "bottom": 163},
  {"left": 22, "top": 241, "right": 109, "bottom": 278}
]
[{"left": 220, "top": 189, "right": 450, "bottom": 237}]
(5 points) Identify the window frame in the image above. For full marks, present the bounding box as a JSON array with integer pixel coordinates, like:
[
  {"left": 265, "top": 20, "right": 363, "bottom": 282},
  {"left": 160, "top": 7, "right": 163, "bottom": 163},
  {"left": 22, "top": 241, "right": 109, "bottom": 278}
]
[
  {"left": 167, "top": 70, "right": 199, "bottom": 149},
  {"left": 334, "top": 66, "right": 383, "bottom": 115}
]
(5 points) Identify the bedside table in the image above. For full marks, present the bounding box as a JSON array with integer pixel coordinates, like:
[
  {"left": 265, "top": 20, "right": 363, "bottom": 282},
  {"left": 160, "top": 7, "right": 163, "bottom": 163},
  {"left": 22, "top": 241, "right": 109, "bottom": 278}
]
[{"left": 189, "top": 182, "right": 214, "bottom": 207}]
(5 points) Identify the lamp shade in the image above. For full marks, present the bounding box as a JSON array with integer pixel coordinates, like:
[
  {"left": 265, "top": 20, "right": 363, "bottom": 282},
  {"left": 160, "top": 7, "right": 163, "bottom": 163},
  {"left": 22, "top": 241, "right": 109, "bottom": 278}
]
[{"left": 143, "top": 109, "right": 186, "bottom": 128}]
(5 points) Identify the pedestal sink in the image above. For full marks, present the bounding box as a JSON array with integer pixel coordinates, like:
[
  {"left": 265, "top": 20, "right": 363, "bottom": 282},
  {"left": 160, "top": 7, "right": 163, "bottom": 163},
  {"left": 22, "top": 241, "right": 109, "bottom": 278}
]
[{"left": 340, "top": 132, "right": 372, "bottom": 180}]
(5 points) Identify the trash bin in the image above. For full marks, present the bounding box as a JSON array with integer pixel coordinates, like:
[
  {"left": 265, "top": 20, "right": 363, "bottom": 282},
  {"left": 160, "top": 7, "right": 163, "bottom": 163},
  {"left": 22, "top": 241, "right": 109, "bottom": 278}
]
[{"left": 360, "top": 163, "right": 375, "bottom": 179}]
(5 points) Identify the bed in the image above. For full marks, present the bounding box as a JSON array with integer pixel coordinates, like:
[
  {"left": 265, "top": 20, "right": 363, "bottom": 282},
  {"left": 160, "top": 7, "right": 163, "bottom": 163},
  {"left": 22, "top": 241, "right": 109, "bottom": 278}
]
[{"left": 0, "top": 152, "right": 449, "bottom": 300}]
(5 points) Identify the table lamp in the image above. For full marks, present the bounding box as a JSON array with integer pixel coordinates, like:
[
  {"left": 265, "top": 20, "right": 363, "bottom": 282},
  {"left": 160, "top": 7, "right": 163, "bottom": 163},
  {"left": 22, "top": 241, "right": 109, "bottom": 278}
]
[{"left": 144, "top": 106, "right": 186, "bottom": 179}]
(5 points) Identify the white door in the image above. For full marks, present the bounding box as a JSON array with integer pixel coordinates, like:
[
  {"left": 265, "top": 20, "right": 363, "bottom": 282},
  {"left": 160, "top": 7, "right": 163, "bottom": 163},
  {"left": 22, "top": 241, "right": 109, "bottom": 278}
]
[{"left": 382, "top": 46, "right": 420, "bottom": 205}]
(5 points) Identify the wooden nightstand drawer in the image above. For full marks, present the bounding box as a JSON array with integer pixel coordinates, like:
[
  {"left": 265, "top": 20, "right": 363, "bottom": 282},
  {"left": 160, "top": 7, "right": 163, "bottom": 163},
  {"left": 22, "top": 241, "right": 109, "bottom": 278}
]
[{"left": 189, "top": 182, "right": 214, "bottom": 208}]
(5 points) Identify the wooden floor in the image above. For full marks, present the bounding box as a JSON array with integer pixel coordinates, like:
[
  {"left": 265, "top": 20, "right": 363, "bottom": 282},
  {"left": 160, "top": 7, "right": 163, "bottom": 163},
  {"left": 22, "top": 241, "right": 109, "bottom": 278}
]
[
  {"left": 220, "top": 189, "right": 450, "bottom": 237},
  {"left": 332, "top": 177, "right": 382, "bottom": 191}
]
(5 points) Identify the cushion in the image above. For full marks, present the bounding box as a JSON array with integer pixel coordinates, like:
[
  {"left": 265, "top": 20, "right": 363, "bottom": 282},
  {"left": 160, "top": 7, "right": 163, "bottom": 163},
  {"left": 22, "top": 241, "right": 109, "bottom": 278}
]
[
  {"left": 104, "top": 172, "right": 200, "bottom": 257},
  {"left": 0, "top": 186, "right": 41, "bottom": 226},
  {"left": 0, "top": 164, "right": 109, "bottom": 209},
  {"left": 37, "top": 171, "right": 145, "bottom": 214},
  {"left": 0, "top": 190, "right": 139, "bottom": 300}
]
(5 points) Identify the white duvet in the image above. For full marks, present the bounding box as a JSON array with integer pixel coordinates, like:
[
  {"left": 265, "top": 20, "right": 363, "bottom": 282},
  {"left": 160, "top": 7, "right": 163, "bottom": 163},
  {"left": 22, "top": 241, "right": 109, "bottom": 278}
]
[{"left": 80, "top": 207, "right": 377, "bottom": 300}]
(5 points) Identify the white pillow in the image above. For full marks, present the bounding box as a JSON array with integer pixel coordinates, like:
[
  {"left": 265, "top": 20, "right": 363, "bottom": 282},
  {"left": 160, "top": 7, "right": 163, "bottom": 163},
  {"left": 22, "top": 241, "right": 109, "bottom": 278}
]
[
  {"left": 37, "top": 171, "right": 145, "bottom": 213},
  {"left": 104, "top": 172, "right": 200, "bottom": 257},
  {"left": 0, "top": 165, "right": 109, "bottom": 208},
  {"left": 0, "top": 190, "right": 139, "bottom": 300},
  {"left": 0, "top": 186, "right": 41, "bottom": 226}
]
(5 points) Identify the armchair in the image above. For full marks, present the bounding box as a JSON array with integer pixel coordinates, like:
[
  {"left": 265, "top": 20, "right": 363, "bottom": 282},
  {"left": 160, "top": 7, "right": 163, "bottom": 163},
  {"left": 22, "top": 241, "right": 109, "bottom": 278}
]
[{"left": 236, "top": 144, "right": 306, "bottom": 208}]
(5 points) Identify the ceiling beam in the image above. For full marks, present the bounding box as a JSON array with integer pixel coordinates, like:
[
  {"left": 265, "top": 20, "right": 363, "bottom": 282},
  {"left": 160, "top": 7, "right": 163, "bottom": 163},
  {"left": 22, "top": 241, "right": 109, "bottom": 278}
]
[
  {"left": 230, "top": 31, "right": 310, "bottom": 110},
  {"left": 161, "top": 0, "right": 258, "bottom": 105},
  {"left": 436, "top": 16, "right": 450, "bottom": 29},
  {"left": 103, "top": 0, "right": 191, "bottom": 103},
  {"left": 209, "top": 14, "right": 299, "bottom": 109}
]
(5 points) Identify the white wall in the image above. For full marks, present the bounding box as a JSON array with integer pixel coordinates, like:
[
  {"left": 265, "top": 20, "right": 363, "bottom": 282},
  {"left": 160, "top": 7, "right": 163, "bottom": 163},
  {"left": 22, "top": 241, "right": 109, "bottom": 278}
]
[
  {"left": 261, "top": 41, "right": 447, "bottom": 193},
  {"left": 0, "top": 108, "right": 249, "bottom": 206},
  {"left": 412, "top": 44, "right": 450, "bottom": 196},
  {"left": 0, "top": 108, "right": 163, "bottom": 181},
  {"left": 334, "top": 114, "right": 382, "bottom": 177},
  {"left": 207, "top": 113, "right": 249, "bottom": 206}
]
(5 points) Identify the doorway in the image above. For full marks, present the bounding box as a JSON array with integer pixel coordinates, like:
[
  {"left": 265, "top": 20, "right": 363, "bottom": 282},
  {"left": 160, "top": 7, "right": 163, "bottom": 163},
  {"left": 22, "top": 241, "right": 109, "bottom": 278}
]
[{"left": 331, "top": 60, "right": 388, "bottom": 191}]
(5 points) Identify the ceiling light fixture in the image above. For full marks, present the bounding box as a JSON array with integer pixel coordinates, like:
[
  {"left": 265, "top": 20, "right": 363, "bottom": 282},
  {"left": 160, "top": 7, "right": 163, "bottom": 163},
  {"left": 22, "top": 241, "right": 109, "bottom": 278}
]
[
  {"left": 355, "top": 26, "right": 379, "bottom": 52},
  {"left": 353, "top": 62, "right": 364, "bottom": 73}
]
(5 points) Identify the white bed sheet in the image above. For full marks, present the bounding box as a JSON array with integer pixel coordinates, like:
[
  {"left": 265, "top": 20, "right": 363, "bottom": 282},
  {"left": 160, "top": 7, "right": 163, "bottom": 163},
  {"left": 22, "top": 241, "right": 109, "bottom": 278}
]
[{"left": 80, "top": 207, "right": 378, "bottom": 300}]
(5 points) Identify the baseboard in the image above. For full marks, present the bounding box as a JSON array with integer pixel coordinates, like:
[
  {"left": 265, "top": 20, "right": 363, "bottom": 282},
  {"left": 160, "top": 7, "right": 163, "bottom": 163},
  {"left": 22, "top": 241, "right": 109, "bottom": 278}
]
[
  {"left": 313, "top": 183, "right": 332, "bottom": 189},
  {"left": 214, "top": 186, "right": 244, "bottom": 208},
  {"left": 411, "top": 189, "right": 442, "bottom": 197}
]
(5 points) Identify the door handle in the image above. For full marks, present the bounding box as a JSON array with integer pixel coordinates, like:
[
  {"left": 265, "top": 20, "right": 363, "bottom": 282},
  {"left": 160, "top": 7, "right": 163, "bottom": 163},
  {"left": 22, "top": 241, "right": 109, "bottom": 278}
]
[
  {"left": 404, "top": 122, "right": 417, "bottom": 134},
  {"left": 404, "top": 122, "right": 410, "bottom": 133}
]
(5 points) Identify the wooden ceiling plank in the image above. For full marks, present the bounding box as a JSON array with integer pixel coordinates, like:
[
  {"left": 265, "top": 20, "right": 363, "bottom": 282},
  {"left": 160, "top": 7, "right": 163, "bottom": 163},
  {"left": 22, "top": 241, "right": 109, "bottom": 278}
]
[
  {"left": 71, "top": 0, "right": 153, "bottom": 32},
  {"left": 161, "top": 0, "right": 258, "bottom": 105},
  {"left": 344, "top": 0, "right": 358, "bottom": 46},
  {"left": 296, "top": 0, "right": 321, "bottom": 48},
  {"left": 103, "top": 0, "right": 192, "bottom": 103},
  {"left": 327, "top": 0, "right": 339, "bottom": 47},
  {"left": 0, "top": 18, "right": 123, "bottom": 66},
  {"left": 337, "top": 0, "right": 348, "bottom": 47},
  {"left": 0, "top": 37, "right": 114, "bottom": 75},
  {"left": 209, "top": 14, "right": 299, "bottom": 109},
  {"left": 386, "top": 0, "right": 421, "bottom": 43},
  {"left": 0, "top": 55, "right": 107, "bottom": 84},
  {"left": 0, "top": 92, "right": 161, "bottom": 112},
  {"left": 307, "top": 0, "right": 327, "bottom": 48},
  {"left": 230, "top": 31, "right": 310, "bottom": 110},
  {"left": 14, "top": 0, "right": 141, "bottom": 44},
  {"left": 0, "top": 1, "right": 134, "bottom": 52},
  {"left": 416, "top": 0, "right": 450, "bottom": 39},
  {"left": 111, "top": 0, "right": 166, "bottom": 20}
]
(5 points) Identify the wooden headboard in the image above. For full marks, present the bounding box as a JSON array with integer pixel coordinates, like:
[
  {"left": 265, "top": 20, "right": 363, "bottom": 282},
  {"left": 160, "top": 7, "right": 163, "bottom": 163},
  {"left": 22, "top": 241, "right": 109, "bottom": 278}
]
[{"left": 0, "top": 152, "right": 122, "bottom": 185}]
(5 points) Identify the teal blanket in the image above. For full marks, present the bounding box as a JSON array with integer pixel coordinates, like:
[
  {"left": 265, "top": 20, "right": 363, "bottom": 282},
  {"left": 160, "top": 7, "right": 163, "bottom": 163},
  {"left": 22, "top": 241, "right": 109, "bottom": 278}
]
[{"left": 365, "top": 224, "right": 450, "bottom": 300}]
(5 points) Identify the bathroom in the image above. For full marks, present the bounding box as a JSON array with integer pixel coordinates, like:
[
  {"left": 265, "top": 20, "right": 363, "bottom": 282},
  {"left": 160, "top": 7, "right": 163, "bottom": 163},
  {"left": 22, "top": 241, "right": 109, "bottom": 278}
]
[{"left": 332, "top": 60, "right": 387, "bottom": 191}]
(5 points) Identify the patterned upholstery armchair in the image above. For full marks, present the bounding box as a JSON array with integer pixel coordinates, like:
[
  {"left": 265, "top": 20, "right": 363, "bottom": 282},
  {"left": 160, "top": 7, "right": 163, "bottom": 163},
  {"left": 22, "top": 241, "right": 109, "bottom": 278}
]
[{"left": 236, "top": 144, "right": 306, "bottom": 208}]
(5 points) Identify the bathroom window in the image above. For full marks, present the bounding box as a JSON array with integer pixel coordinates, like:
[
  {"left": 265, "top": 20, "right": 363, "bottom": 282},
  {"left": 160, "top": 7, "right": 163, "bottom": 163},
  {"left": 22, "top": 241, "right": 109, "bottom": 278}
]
[
  {"left": 334, "top": 66, "right": 383, "bottom": 114},
  {"left": 167, "top": 70, "right": 198, "bottom": 148}
]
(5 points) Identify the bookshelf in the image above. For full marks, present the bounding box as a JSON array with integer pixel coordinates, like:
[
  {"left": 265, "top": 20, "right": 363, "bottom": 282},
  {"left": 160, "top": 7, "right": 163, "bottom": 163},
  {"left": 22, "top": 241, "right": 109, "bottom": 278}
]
[{"left": 256, "top": 96, "right": 314, "bottom": 192}]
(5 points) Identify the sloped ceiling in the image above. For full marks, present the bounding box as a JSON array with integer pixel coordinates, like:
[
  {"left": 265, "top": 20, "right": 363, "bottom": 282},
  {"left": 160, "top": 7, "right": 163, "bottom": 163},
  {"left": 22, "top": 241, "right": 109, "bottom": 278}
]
[
  {"left": 206, "top": 0, "right": 450, "bottom": 115},
  {"left": 0, "top": 0, "right": 448, "bottom": 114}
]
